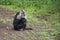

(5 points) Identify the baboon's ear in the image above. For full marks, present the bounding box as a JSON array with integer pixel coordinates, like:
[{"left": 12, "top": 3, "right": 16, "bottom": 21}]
[{"left": 21, "top": 9, "right": 26, "bottom": 13}]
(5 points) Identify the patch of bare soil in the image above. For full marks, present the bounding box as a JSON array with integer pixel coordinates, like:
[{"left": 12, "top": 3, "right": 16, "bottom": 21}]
[{"left": 0, "top": 8, "right": 16, "bottom": 19}]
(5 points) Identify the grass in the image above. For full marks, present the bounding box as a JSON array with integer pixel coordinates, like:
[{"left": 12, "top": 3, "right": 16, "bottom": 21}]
[
  {"left": 0, "top": 5, "right": 60, "bottom": 40},
  {"left": 0, "top": 5, "right": 21, "bottom": 11}
]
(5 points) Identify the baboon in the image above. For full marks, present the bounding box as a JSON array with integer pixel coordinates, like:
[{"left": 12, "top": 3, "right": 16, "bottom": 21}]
[{"left": 13, "top": 10, "right": 27, "bottom": 31}]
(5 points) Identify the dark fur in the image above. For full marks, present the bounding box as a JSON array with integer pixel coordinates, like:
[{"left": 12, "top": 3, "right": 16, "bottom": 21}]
[{"left": 13, "top": 12, "right": 26, "bottom": 30}]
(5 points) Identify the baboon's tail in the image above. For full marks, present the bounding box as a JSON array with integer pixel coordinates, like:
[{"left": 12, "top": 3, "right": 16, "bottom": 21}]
[{"left": 25, "top": 28, "right": 32, "bottom": 30}]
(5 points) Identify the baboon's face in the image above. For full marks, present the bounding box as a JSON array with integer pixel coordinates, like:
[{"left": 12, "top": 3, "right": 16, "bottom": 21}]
[
  {"left": 20, "top": 10, "right": 26, "bottom": 18},
  {"left": 21, "top": 10, "right": 25, "bottom": 16}
]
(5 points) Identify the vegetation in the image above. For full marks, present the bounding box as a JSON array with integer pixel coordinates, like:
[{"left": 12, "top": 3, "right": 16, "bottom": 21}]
[{"left": 0, "top": 0, "right": 60, "bottom": 40}]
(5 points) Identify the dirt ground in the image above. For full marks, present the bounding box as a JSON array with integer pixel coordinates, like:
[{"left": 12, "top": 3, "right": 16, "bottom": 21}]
[{"left": 0, "top": 8, "right": 59, "bottom": 40}]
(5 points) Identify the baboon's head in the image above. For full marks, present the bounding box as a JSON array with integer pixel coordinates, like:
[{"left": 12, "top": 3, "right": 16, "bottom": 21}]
[
  {"left": 20, "top": 10, "right": 25, "bottom": 16},
  {"left": 17, "top": 9, "right": 26, "bottom": 19}
]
